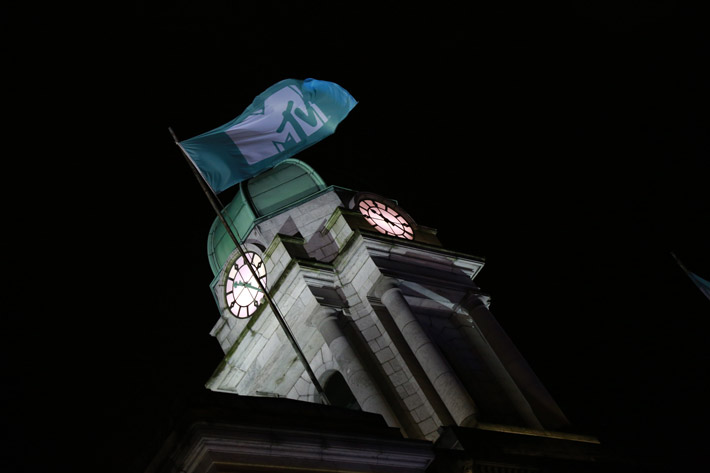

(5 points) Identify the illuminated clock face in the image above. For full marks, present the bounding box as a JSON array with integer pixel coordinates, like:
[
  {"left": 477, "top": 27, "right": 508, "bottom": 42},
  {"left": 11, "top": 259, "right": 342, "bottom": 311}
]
[
  {"left": 225, "top": 252, "right": 267, "bottom": 318},
  {"left": 358, "top": 199, "right": 414, "bottom": 240}
]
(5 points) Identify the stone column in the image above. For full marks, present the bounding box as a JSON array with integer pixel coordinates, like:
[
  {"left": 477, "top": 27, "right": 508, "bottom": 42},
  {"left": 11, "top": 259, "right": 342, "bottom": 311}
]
[
  {"left": 377, "top": 279, "right": 478, "bottom": 427},
  {"left": 451, "top": 299, "right": 543, "bottom": 428},
  {"left": 316, "top": 307, "right": 399, "bottom": 428},
  {"left": 461, "top": 293, "right": 569, "bottom": 429}
]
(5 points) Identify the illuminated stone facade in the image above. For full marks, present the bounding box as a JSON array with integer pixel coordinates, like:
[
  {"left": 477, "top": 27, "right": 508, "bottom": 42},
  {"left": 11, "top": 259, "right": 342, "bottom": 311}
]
[
  {"left": 146, "top": 160, "right": 622, "bottom": 473},
  {"left": 204, "top": 160, "right": 569, "bottom": 440}
]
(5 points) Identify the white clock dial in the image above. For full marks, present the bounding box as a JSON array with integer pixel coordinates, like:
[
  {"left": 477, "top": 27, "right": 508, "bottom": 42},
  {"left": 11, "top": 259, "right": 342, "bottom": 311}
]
[
  {"left": 358, "top": 199, "right": 414, "bottom": 240},
  {"left": 225, "top": 252, "right": 267, "bottom": 318}
]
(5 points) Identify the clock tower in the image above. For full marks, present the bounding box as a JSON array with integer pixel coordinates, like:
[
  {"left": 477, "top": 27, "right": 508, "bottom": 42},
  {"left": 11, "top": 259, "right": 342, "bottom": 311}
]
[
  {"left": 204, "top": 158, "right": 571, "bottom": 439},
  {"left": 145, "top": 158, "right": 619, "bottom": 473}
]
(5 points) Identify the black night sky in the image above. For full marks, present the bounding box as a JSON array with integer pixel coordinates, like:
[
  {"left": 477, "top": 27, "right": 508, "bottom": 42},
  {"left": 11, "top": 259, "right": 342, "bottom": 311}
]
[{"left": 3, "top": 3, "right": 709, "bottom": 472}]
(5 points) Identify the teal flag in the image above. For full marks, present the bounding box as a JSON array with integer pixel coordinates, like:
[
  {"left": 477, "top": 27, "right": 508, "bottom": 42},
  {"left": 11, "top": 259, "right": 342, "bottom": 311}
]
[
  {"left": 687, "top": 271, "right": 710, "bottom": 302},
  {"left": 180, "top": 78, "right": 357, "bottom": 193},
  {"left": 672, "top": 252, "right": 710, "bottom": 302}
]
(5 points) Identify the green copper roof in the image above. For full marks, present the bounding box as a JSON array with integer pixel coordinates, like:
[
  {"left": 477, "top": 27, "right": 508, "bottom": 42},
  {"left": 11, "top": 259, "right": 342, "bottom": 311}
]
[{"left": 206, "top": 159, "right": 327, "bottom": 275}]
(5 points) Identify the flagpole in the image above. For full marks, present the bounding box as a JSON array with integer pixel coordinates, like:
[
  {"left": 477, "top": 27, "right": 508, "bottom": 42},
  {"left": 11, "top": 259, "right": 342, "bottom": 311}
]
[
  {"left": 671, "top": 252, "right": 687, "bottom": 272},
  {"left": 169, "top": 127, "right": 329, "bottom": 405}
]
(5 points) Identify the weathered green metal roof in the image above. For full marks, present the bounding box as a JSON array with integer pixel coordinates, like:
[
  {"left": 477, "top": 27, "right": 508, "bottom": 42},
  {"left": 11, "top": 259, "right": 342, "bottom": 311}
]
[{"left": 206, "top": 159, "right": 326, "bottom": 276}]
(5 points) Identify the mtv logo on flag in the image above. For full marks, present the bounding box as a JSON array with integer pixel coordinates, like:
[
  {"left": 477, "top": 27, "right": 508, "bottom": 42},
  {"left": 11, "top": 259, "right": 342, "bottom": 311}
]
[
  {"left": 226, "top": 85, "right": 330, "bottom": 164},
  {"left": 179, "top": 78, "right": 357, "bottom": 193}
]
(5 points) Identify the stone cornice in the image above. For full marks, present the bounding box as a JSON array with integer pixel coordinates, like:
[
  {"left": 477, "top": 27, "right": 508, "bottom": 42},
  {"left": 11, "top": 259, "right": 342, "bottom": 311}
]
[{"left": 178, "top": 421, "right": 434, "bottom": 473}]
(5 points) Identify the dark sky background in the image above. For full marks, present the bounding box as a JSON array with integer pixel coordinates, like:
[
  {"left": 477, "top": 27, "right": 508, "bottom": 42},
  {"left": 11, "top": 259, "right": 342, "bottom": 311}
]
[{"left": 3, "top": 2, "right": 709, "bottom": 473}]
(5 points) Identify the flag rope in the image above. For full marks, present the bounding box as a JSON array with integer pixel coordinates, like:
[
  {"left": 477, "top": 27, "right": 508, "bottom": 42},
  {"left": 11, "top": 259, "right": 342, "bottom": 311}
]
[{"left": 170, "top": 127, "right": 330, "bottom": 405}]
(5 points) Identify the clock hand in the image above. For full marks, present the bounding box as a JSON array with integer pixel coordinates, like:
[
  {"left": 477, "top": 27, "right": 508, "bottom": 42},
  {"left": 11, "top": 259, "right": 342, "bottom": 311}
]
[
  {"left": 384, "top": 215, "right": 403, "bottom": 229},
  {"left": 234, "top": 281, "right": 263, "bottom": 292},
  {"left": 377, "top": 211, "right": 405, "bottom": 231},
  {"left": 370, "top": 209, "right": 395, "bottom": 229},
  {"left": 371, "top": 208, "right": 396, "bottom": 225},
  {"left": 369, "top": 208, "right": 404, "bottom": 234}
]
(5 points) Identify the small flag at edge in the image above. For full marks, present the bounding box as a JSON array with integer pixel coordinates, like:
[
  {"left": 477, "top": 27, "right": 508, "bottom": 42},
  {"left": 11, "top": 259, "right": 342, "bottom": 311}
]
[{"left": 672, "top": 252, "right": 710, "bottom": 302}]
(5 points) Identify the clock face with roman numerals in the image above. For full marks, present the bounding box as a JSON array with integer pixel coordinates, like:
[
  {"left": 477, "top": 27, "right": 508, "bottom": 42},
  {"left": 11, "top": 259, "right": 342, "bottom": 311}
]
[
  {"left": 358, "top": 199, "right": 414, "bottom": 240},
  {"left": 225, "top": 252, "right": 267, "bottom": 318}
]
